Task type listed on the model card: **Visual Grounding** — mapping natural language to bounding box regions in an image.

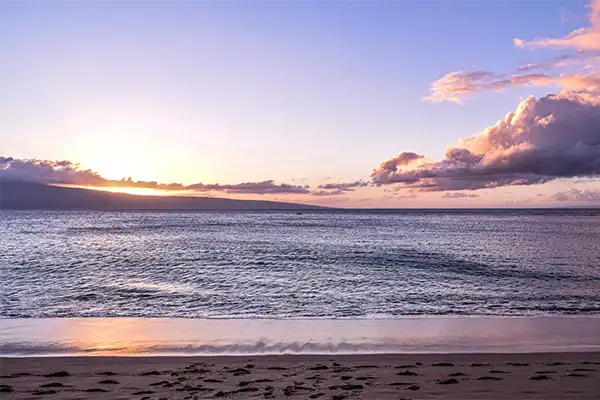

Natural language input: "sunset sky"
[1,0,599,207]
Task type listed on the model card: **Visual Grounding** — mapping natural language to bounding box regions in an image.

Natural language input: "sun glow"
[91,186,173,196]
[59,185,176,196]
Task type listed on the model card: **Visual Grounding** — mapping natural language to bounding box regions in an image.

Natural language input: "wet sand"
[1,352,599,399]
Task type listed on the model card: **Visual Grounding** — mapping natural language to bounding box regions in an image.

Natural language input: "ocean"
[1,209,599,319]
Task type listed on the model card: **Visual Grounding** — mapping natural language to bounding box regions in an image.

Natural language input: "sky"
[1,0,599,208]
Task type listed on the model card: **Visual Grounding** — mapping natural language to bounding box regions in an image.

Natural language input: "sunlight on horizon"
[57,184,174,197]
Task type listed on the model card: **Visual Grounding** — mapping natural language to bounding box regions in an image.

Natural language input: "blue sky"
[1,0,598,206]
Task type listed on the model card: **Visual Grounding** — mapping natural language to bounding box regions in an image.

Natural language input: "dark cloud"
[372,92,600,191]
[551,189,600,202]
[187,181,310,195]
[370,152,424,185]
[0,157,310,195]
[0,158,108,186]
[442,192,479,199]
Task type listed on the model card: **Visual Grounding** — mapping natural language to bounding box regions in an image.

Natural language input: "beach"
[2,318,600,399]
[2,353,600,399]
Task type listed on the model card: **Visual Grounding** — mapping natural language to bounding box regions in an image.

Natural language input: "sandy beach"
[1,353,599,399]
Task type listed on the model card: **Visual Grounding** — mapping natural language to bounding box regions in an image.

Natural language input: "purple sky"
[1,0,599,207]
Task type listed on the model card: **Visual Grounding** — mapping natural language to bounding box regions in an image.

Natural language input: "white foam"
[1,316,600,356]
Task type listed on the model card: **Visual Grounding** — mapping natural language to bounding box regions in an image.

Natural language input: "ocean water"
[1,210,599,318]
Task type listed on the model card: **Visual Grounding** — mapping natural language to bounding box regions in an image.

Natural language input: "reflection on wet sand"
[2,317,600,356]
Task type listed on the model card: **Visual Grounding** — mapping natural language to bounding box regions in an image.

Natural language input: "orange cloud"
[426,71,544,103]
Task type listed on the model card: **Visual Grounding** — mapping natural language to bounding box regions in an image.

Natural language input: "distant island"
[0,182,325,211]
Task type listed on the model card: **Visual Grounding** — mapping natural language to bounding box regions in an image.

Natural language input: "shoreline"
[2,352,599,399]
[3,317,600,357]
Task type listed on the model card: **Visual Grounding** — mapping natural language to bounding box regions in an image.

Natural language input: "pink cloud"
[373,92,600,191]
[426,71,600,104]
[515,0,600,51]
[551,188,600,202]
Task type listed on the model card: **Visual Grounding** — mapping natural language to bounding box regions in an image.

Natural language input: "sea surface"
[1,209,599,318]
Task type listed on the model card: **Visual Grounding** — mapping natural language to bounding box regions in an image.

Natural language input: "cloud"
[392,193,418,200]
[425,71,564,104]
[426,2,600,104]
[370,152,424,183]
[514,0,600,51]
[0,158,110,187]
[317,180,368,192]
[516,51,599,72]
[372,91,600,191]
[310,189,346,197]
[187,181,310,195]
[0,157,311,195]
[551,188,600,202]
[442,192,479,199]
[425,70,600,104]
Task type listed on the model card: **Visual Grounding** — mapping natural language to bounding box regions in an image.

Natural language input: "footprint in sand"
[340,384,363,390]
[355,365,378,369]
[530,375,551,380]
[0,385,13,393]
[40,383,66,388]
[97,371,118,376]
[32,389,58,395]
[44,371,70,377]
[149,380,170,386]
[140,371,161,376]
[229,368,251,376]
[438,378,459,385]
[565,373,590,378]
[432,362,454,367]
[477,376,503,381]
[397,370,418,376]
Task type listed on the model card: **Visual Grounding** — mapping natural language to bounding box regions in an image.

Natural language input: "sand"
[1,353,599,399]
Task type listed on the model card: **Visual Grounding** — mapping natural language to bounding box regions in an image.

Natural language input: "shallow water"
[2,317,600,356]
[1,209,599,318]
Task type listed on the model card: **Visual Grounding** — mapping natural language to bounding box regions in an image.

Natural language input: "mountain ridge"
[0,182,327,210]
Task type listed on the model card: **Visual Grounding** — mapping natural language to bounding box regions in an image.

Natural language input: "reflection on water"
[1,317,600,356]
